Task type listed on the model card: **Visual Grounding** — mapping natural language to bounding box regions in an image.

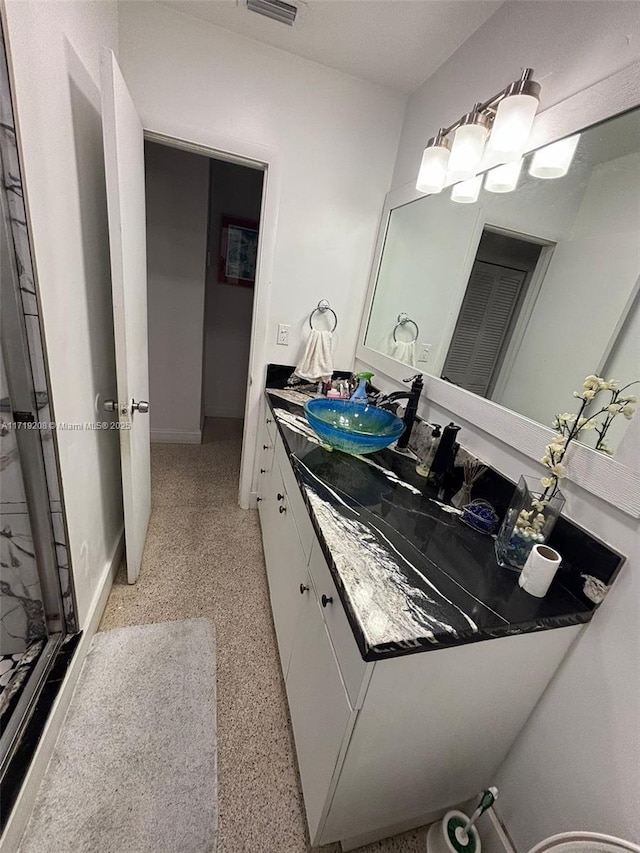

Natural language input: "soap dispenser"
[350,372,374,404]
[428,422,461,487]
[416,424,441,477]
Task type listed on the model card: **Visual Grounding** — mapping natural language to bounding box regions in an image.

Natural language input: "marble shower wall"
[0,25,75,652]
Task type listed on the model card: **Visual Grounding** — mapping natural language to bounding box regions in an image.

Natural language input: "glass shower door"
[0,345,49,723]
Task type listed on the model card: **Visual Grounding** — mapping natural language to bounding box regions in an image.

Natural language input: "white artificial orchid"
[511,375,639,549]
[539,374,638,502]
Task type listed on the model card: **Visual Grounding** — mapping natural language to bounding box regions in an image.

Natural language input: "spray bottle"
[350,372,374,404]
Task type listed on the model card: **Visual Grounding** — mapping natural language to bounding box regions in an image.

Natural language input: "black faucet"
[375,374,424,450]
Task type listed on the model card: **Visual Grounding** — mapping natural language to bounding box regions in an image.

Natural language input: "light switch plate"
[418,343,431,363]
[277,324,290,346]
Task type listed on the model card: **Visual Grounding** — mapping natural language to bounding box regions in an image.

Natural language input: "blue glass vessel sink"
[304,399,405,455]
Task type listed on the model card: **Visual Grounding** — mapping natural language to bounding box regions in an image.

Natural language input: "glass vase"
[451,483,473,509]
[494,475,565,571]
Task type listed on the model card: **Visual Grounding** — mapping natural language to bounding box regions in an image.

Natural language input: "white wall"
[4,0,123,628]
[117,1,406,374]
[376,2,640,846]
[145,141,209,443]
[204,159,263,419]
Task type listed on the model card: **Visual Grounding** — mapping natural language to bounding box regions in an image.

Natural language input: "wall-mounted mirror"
[364,106,640,455]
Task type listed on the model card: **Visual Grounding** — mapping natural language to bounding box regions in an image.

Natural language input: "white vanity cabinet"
[257,402,584,850]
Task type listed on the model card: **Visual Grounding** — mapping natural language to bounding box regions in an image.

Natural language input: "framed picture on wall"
[218,216,259,287]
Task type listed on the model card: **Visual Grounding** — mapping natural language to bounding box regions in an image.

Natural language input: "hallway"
[99,420,426,852]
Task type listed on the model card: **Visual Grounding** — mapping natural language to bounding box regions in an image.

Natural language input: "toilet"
[528,834,640,853]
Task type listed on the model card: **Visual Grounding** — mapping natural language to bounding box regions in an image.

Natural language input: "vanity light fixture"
[484,157,524,193]
[488,70,541,160]
[529,133,581,179]
[447,110,489,183]
[415,68,541,194]
[450,175,483,204]
[416,131,452,194]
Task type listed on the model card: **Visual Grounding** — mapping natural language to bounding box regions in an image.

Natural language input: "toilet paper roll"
[519,544,562,598]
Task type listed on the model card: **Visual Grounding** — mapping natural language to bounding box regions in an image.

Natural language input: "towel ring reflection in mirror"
[393,313,419,343]
[309,299,338,332]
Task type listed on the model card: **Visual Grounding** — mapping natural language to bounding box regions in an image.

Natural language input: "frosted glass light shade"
[485,158,523,193]
[529,134,580,179]
[451,175,482,204]
[489,93,539,158]
[448,124,488,183]
[416,145,451,194]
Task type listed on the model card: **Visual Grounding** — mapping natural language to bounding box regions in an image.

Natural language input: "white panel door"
[101,48,150,584]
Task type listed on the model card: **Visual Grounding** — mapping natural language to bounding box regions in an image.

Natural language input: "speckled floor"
[100,418,428,853]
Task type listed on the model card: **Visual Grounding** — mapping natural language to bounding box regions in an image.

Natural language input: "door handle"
[131,399,149,414]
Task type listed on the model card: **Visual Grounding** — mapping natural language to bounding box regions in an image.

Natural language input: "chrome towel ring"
[309,299,338,332]
[393,313,419,343]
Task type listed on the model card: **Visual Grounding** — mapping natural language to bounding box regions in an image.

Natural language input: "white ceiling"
[161,0,502,93]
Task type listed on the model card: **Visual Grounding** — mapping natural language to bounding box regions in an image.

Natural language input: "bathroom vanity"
[256,381,613,850]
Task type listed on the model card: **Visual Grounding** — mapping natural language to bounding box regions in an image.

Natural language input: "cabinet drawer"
[264,407,276,444]
[275,434,315,560]
[308,540,368,709]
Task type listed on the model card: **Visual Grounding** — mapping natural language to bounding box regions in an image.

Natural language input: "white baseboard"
[204,407,244,419]
[0,530,125,853]
[150,429,202,444]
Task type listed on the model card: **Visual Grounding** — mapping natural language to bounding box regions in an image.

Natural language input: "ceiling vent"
[247,0,297,26]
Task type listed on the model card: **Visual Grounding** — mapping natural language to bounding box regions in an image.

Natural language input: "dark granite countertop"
[264,384,612,661]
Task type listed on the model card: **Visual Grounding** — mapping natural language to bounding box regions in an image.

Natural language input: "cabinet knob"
[266,418,273,424]
[263,444,269,450]
[277,493,284,501]
[256,497,262,503]
[279,505,286,514]
[321,594,333,608]
[260,468,266,474]
[299,583,309,594]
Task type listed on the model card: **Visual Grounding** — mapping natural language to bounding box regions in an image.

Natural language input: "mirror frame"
[356,60,640,518]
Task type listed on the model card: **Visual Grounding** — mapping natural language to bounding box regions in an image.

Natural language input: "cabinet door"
[258,460,309,678]
[286,575,353,845]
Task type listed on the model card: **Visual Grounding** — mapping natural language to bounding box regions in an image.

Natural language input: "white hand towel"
[389,339,416,367]
[295,329,333,383]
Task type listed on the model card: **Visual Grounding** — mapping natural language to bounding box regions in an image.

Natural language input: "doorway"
[144,140,264,471]
[441,228,552,398]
